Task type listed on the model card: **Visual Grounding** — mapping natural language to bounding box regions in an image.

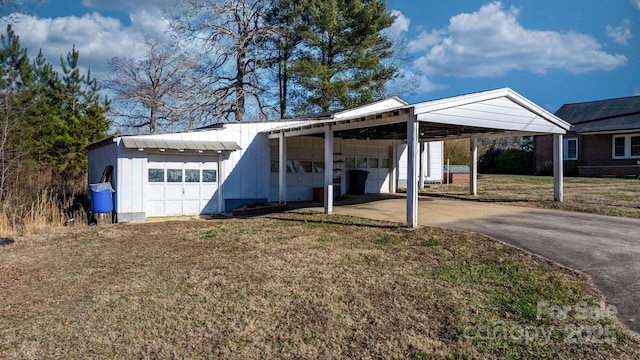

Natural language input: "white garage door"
[146,155,219,217]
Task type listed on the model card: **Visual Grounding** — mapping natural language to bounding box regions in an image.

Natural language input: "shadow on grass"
[264,211,406,230]
[420,192,532,203]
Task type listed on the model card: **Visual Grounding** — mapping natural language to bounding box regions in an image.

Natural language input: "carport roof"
[263,88,570,140]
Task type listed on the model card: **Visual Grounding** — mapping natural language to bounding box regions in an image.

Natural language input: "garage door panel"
[146,156,219,217]
[165,200,182,216]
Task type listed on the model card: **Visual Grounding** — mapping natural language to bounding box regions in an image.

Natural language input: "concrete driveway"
[296,194,640,333]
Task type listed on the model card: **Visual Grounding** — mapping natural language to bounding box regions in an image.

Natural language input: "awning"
[121,137,241,152]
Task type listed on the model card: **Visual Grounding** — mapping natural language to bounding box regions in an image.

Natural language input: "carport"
[264,88,570,228]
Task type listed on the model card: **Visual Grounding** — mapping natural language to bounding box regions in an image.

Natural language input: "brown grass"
[0,190,88,237]
[1,213,638,359]
[424,175,640,218]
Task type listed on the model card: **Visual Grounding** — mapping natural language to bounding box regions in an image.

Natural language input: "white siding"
[115,149,146,217]
[397,141,444,188]
[87,140,117,185]
[426,141,444,182]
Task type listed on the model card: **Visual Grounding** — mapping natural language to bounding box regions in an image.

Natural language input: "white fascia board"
[332,113,410,132]
[264,120,331,139]
[333,97,409,119]
[264,110,412,139]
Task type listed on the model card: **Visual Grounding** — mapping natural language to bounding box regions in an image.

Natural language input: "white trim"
[612,133,640,159]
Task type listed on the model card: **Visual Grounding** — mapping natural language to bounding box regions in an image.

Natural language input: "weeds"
[0,189,89,236]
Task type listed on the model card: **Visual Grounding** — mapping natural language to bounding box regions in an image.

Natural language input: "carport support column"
[390,141,398,193]
[279,132,287,204]
[406,111,419,228]
[419,142,426,189]
[470,136,478,196]
[553,133,564,202]
[324,125,334,214]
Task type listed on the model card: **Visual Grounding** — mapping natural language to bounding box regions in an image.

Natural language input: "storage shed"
[88,88,570,227]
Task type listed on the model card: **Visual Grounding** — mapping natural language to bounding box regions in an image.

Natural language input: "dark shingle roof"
[555,95,640,133]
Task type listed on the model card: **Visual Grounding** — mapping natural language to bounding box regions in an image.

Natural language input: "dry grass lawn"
[424,175,640,218]
[1,213,639,359]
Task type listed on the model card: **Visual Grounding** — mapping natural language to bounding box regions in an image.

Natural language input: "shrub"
[480,149,534,175]
[496,148,534,175]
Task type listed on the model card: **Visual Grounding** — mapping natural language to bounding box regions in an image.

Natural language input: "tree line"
[0,25,110,202]
[1,0,400,206]
[107,0,400,133]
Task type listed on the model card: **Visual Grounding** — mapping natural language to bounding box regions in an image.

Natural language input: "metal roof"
[120,137,241,151]
[555,95,640,133]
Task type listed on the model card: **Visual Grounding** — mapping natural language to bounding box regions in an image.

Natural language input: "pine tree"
[57,45,111,190]
[28,50,66,167]
[0,24,33,201]
[292,0,398,113]
[266,0,306,118]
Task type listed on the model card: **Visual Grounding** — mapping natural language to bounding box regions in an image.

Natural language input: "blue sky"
[2,0,639,112]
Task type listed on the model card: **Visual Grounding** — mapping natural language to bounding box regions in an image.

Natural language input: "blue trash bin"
[90,183,114,213]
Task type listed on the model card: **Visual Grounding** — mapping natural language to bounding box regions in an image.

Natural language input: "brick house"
[534,95,640,177]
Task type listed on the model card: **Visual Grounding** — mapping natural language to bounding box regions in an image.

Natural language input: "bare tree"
[105,36,200,134]
[169,0,275,122]
[1,0,43,13]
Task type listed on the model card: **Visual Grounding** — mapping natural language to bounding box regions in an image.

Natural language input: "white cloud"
[1,8,172,75]
[129,8,171,35]
[408,30,442,52]
[415,75,447,93]
[633,0,640,10]
[389,10,409,38]
[82,0,177,12]
[2,13,146,74]
[606,19,632,45]
[413,1,627,78]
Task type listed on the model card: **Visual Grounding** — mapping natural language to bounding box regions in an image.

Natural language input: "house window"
[298,161,313,173]
[614,137,626,158]
[631,136,640,157]
[286,160,297,173]
[563,138,577,160]
[612,134,640,159]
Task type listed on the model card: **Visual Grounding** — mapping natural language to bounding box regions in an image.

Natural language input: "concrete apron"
[296,194,534,227]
